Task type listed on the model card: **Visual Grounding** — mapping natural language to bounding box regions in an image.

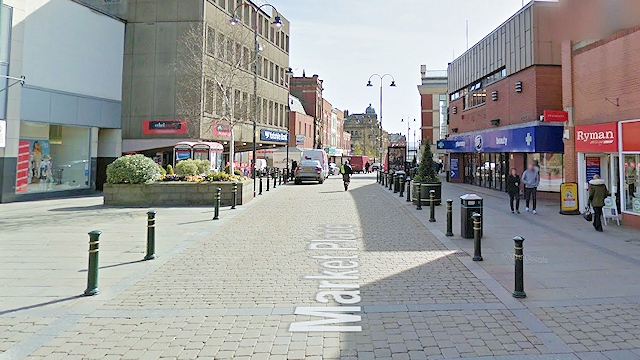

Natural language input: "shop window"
[624,154,639,214]
[464,82,486,109]
[16,122,91,194]
[526,153,564,192]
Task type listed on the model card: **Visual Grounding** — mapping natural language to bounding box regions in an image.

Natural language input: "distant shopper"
[290,160,298,180]
[365,161,370,173]
[522,163,540,214]
[588,174,608,232]
[506,168,521,213]
[340,160,353,191]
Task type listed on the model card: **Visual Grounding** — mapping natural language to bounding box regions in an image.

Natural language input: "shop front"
[439,123,564,194]
[574,122,620,215]
[620,120,640,227]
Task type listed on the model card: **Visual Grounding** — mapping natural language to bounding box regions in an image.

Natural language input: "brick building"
[289,74,323,148]
[442,1,565,195]
[417,66,447,156]
[562,27,640,228]
[287,95,314,149]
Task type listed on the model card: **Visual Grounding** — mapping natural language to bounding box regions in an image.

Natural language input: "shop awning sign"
[260,129,289,143]
[574,122,617,152]
[446,125,563,153]
[543,110,569,122]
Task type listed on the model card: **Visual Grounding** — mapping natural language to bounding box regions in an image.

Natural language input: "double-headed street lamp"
[231,3,283,197]
[366,74,396,164]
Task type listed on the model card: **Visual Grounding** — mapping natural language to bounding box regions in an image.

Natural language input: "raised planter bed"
[412,182,442,206]
[103,180,253,207]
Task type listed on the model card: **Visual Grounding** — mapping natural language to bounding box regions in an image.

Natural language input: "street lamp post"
[231,3,283,197]
[367,74,396,167]
[401,118,415,164]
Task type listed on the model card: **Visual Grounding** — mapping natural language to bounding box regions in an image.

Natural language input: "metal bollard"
[389,174,394,190]
[513,236,526,298]
[266,171,270,191]
[144,210,156,260]
[399,176,405,197]
[429,190,436,222]
[213,187,221,220]
[231,182,237,210]
[406,178,411,202]
[84,230,101,296]
[472,213,482,261]
[273,169,277,189]
[259,174,263,195]
[446,199,454,236]
[416,182,422,210]
[278,169,282,185]
[394,175,400,193]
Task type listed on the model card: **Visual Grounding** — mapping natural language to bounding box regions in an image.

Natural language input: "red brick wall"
[447,66,562,135]
[288,111,314,149]
[421,94,433,143]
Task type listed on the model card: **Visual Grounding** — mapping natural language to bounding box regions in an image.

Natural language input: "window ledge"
[463,103,486,112]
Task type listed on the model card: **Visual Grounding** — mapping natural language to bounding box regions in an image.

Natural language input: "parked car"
[294,160,324,185]
[329,162,339,175]
[371,162,381,171]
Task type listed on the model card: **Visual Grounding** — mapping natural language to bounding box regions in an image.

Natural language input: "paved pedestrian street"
[2,174,640,359]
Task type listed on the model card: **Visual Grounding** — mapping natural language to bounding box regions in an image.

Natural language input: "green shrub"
[106,155,161,184]
[195,159,211,174]
[166,164,175,175]
[416,138,440,183]
[158,164,167,176]
[225,165,243,176]
[175,160,199,177]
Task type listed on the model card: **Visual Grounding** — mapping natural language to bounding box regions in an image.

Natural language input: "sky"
[274,0,541,141]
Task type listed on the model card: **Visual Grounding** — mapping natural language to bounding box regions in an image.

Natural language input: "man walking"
[522,163,540,214]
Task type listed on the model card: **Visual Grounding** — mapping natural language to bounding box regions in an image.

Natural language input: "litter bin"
[460,194,483,239]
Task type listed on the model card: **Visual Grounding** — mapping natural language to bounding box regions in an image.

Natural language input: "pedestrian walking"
[290,160,297,181]
[365,161,370,173]
[522,163,540,214]
[506,168,521,213]
[588,174,608,232]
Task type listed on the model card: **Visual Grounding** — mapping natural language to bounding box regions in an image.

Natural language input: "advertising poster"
[16,139,50,193]
[450,157,459,179]
[560,182,579,214]
[387,147,405,172]
[586,156,601,182]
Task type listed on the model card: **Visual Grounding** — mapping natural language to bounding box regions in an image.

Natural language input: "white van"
[301,149,329,179]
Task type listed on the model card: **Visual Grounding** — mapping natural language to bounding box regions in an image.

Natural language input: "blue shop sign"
[260,129,289,143]
[447,125,563,153]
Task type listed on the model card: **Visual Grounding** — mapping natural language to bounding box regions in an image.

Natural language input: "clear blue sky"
[275,0,542,140]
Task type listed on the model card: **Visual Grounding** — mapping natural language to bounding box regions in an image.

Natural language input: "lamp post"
[401,118,415,165]
[231,3,283,197]
[367,74,396,167]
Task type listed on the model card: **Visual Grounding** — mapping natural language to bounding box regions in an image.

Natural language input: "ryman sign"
[574,123,617,152]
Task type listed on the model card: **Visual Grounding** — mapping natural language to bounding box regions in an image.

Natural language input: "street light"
[401,118,416,163]
[231,3,283,197]
[366,73,396,166]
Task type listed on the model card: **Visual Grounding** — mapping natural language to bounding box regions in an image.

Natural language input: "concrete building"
[417,66,447,153]
[0,0,124,202]
[121,0,291,165]
[443,1,565,194]
[287,94,314,149]
[289,74,323,148]
[562,26,640,228]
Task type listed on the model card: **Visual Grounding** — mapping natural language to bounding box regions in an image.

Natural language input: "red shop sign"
[622,121,640,152]
[543,110,569,122]
[574,122,618,152]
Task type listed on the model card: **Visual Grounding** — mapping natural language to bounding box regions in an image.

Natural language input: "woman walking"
[507,168,521,213]
[588,174,608,232]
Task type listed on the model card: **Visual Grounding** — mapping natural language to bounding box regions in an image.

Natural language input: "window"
[285,35,290,53]
[258,15,263,35]
[269,101,274,125]
[243,6,250,26]
[264,18,269,37]
[275,65,280,84]
[217,33,225,60]
[280,67,285,86]
[234,90,241,120]
[206,26,215,56]
[624,154,639,214]
[527,153,564,192]
[270,27,275,43]
[280,104,285,127]
[242,92,249,120]
[243,47,250,70]
[226,37,233,63]
[484,67,507,86]
[464,82,486,109]
[280,32,285,50]
[269,62,274,82]
[275,30,280,46]
[227,0,233,13]
[216,85,225,116]
[257,55,262,76]
[263,58,268,78]
[235,42,242,65]
[205,79,215,114]
[218,0,225,9]
[263,99,268,123]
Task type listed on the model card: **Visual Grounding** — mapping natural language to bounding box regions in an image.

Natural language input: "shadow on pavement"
[77,259,145,272]
[0,295,84,316]
[48,204,109,212]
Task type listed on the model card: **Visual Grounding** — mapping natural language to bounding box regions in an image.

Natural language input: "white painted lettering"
[324,229,355,233]
[323,225,354,229]
[324,234,357,240]
[312,255,359,260]
[318,280,360,289]
[289,307,362,332]
[321,260,359,269]
[316,290,361,304]
[309,242,357,251]
[304,270,359,280]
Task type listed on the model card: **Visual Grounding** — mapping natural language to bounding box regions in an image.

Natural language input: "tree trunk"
[229,127,235,174]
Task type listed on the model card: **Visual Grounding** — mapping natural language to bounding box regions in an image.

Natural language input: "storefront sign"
[449,157,459,179]
[446,125,563,153]
[622,121,640,152]
[633,198,640,212]
[296,134,305,145]
[560,182,579,214]
[575,123,617,152]
[543,110,569,122]
[260,129,289,143]
[212,122,231,137]
[0,120,6,148]
[585,156,601,182]
[143,120,187,135]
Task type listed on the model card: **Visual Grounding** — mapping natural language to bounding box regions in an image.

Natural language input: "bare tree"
[177,22,255,174]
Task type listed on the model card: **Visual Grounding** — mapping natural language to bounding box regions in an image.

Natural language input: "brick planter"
[103,181,253,207]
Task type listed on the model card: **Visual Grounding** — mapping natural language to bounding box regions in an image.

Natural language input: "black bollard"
[376,171,379,183]
[266,171,270,191]
[446,199,454,236]
[472,213,482,261]
[394,175,400,193]
[399,176,405,197]
[406,178,411,202]
[84,230,101,296]
[389,174,394,190]
[429,190,436,222]
[416,182,422,210]
[513,236,526,298]
[144,210,157,260]
[279,169,282,185]
[273,169,277,189]
[231,182,237,210]
[259,174,263,195]
[213,187,221,220]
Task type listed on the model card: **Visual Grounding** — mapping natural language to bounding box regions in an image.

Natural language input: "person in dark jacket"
[506,168,521,213]
[290,160,298,180]
[588,175,609,232]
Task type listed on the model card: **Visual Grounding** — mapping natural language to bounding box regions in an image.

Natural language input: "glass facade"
[463,153,508,191]
[527,153,564,192]
[623,154,639,214]
[16,122,91,194]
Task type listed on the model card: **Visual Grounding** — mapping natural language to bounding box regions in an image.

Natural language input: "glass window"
[624,154,639,214]
[204,79,214,114]
[285,35,290,53]
[464,82,486,109]
[526,153,564,192]
[206,26,215,55]
[16,123,91,194]
[217,33,225,59]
